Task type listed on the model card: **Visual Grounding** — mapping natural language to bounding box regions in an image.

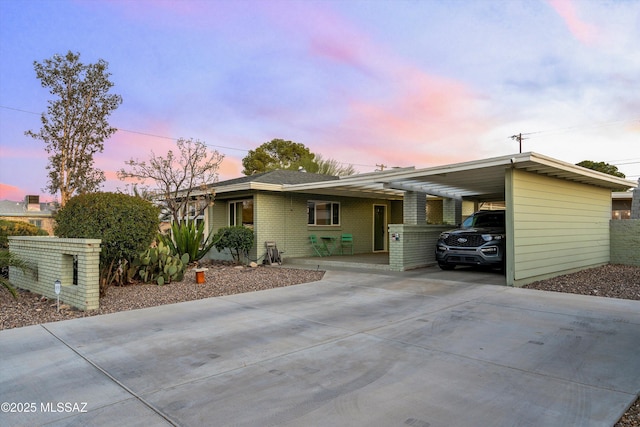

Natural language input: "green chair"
[309,235,329,257]
[340,234,354,255]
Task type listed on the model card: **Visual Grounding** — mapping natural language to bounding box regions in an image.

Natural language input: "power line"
[0,105,40,115]
[3,104,634,172]
[514,117,640,138]
[115,128,248,152]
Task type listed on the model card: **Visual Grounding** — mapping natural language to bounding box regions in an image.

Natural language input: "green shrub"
[159,221,220,263]
[55,192,160,296]
[212,226,254,264]
[0,219,48,249]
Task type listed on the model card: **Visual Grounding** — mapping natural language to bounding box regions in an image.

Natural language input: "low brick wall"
[610,220,640,267]
[388,224,450,271]
[8,236,101,311]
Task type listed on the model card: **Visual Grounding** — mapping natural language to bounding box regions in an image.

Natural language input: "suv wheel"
[438,262,455,271]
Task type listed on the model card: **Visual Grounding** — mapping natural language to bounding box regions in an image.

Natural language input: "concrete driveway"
[1,269,639,426]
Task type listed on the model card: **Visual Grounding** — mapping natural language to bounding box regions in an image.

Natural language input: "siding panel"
[512,170,611,284]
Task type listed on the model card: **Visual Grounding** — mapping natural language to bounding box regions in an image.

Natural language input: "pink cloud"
[0,145,48,159]
[0,183,55,202]
[218,158,242,181]
[0,183,24,201]
[337,64,492,168]
[253,2,495,169]
[547,0,598,45]
[96,122,241,190]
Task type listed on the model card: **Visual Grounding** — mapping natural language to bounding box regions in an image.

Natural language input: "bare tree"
[118,138,224,224]
[25,51,122,206]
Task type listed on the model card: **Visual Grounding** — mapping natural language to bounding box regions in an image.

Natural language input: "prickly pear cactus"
[133,242,190,285]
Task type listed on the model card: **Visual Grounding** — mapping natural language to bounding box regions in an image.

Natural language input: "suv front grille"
[444,235,485,247]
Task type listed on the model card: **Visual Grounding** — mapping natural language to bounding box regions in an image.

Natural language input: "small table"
[320,236,338,255]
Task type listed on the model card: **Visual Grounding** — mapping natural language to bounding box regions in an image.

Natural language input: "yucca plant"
[160,221,221,263]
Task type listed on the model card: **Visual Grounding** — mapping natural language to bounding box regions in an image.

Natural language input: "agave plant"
[160,221,220,263]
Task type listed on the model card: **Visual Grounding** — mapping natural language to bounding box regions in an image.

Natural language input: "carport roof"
[284,152,637,201]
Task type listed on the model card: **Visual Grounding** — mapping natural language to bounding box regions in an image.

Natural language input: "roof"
[285,152,638,201]
[0,200,56,217]
[214,170,339,187]
[191,169,339,196]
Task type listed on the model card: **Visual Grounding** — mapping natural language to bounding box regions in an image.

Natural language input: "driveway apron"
[1,269,639,426]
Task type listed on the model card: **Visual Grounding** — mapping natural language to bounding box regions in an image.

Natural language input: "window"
[29,219,42,228]
[307,201,340,226]
[229,199,254,227]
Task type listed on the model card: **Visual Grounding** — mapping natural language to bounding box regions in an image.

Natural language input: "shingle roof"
[0,200,55,216]
[0,200,25,214]
[212,170,339,187]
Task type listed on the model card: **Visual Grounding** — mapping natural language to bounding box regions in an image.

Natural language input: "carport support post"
[443,198,462,226]
[504,168,515,287]
[631,179,640,219]
[403,191,427,225]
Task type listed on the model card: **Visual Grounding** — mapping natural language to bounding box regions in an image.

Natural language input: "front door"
[373,205,387,252]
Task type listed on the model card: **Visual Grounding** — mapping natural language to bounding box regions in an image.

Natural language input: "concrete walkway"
[1,269,639,426]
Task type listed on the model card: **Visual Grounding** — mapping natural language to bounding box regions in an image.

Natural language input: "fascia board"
[525,152,637,189]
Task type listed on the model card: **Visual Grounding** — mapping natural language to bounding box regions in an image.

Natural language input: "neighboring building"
[0,196,56,235]
[612,191,633,220]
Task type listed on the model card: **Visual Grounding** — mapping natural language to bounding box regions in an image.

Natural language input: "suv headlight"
[482,234,505,241]
[440,233,450,240]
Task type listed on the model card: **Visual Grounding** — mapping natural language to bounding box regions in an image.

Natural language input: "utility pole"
[509,133,526,153]
[376,163,387,171]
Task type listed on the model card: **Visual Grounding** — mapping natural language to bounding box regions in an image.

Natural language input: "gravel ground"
[0,262,324,330]
[1,262,638,425]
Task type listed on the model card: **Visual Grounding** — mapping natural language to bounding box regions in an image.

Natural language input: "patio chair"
[309,235,329,257]
[340,234,354,255]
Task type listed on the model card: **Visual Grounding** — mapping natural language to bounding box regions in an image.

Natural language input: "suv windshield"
[462,212,504,228]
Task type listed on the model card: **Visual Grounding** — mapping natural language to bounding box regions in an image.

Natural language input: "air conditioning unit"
[25,195,40,212]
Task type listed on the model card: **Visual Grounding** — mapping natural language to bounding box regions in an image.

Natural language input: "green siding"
[207,192,396,261]
[510,169,611,285]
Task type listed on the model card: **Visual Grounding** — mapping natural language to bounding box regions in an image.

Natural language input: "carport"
[288,152,636,286]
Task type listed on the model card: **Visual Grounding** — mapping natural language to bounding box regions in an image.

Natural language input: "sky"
[1,0,639,202]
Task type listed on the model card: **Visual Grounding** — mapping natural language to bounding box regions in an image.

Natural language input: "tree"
[576,160,626,178]
[25,51,122,206]
[241,139,356,176]
[300,154,356,176]
[242,139,316,175]
[117,138,224,224]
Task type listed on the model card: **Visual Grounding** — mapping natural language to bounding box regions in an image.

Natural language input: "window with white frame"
[229,199,254,228]
[307,201,340,226]
[180,199,207,225]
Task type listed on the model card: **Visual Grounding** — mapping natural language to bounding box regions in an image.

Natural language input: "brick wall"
[8,236,101,310]
[403,191,426,224]
[610,220,640,266]
[388,224,450,271]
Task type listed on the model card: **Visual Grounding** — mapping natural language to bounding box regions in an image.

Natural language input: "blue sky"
[1,0,638,201]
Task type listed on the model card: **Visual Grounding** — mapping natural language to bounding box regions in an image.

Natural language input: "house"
[201,168,406,261]
[0,195,56,235]
[197,152,636,287]
[612,191,634,219]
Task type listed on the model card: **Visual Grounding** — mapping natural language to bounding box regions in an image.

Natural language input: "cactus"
[132,241,189,286]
